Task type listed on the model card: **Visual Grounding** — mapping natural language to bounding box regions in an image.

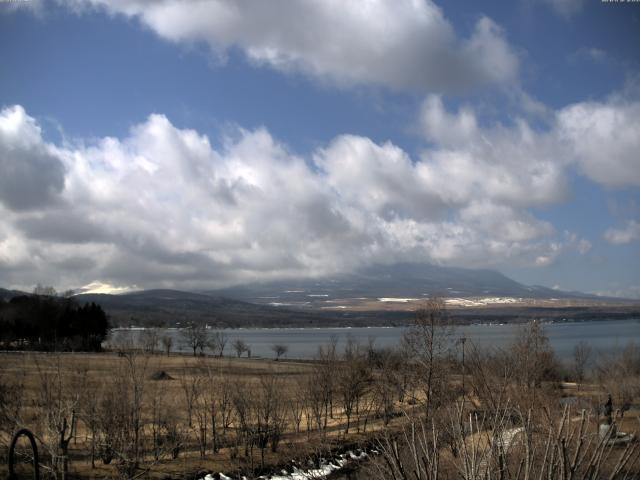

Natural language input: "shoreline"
[110,316,640,331]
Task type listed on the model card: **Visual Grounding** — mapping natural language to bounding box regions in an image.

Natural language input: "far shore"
[109,315,640,330]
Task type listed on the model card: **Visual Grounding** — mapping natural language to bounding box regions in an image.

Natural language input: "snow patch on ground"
[376,296,524,306]
[445,297,522,307]
[201,449,369,480]
[378,297,419,303]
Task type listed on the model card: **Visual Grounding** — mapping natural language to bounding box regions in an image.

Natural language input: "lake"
[112,319,640,362]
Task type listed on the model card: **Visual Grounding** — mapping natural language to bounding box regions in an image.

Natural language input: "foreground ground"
[0,351,400,479]
[1,338,639,479]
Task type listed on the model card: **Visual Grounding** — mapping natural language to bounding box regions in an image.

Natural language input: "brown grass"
[0,351,394,479]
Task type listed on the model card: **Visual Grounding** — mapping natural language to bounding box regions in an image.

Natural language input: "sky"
[0,0,639,297]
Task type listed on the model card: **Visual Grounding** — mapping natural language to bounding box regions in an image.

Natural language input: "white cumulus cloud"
[604,220,640,245]
[557,98,640,188]
[57,0,519,93]
[419,92,640,202]
[0,104,584,290]
[419,95,569,207]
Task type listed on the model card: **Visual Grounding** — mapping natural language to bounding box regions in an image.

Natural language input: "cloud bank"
[3,93,638,290]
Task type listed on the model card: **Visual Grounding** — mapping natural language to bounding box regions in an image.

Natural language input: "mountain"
[0,287,393,327]
[73,289,345,328]
[2,264,636,328]
[207,263,599,306]
[0,288,29,301]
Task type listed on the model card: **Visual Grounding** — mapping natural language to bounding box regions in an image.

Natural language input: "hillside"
[73,289,333,328]
[208,263,602,307]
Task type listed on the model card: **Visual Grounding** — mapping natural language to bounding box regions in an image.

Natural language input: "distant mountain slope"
[0,287,405,327]
[78,289,250,311]
[0,288,25,301]
[3,263,634,328]
[73,289,339,327]
[209,263,599,304]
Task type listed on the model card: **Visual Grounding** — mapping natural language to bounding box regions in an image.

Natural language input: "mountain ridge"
[205,263,603,304]
[2,264,637,328]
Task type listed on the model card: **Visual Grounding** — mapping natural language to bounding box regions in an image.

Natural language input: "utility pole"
[460,336,467,396]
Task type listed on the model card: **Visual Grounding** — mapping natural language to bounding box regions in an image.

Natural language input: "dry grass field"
[0,350,398,479]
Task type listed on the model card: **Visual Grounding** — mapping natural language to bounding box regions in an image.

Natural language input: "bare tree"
[0,366,24,465]
[337,348,371,433]
[204,365,221,453]
[371,402,640,480]
[230,378,255,466]
[466,343,515,416]
[207,331,227,357]
[190,358,232,457]
[403,298,455,420]
[95,350,149,477]
[181,323,208,356]
[33,355,79,480]
[306,368,328,432]
[372,349,405,425]
[139,327,160,354]
[510,320,559,409]
[178,362,201,428]
[230,372,287,469]
[271,344,288,361]
[307,342,337,433]
[288,376,307,434]
[257,374,286,460]
[232,339,249,358]
[161,334,173,356]
[148,381,164,461]
[573,340,592,383]
[148,381,182,462]
[207,368,234,449]
[79,380,102,469]
[193,374,209,457]
[118,350,148,476]
[595,341,640,411]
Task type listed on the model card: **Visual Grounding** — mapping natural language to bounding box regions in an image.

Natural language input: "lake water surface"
[113,319,640,361]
